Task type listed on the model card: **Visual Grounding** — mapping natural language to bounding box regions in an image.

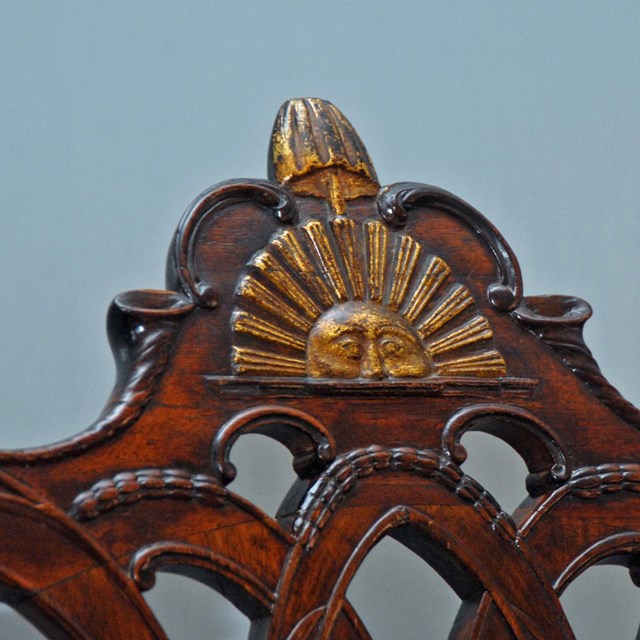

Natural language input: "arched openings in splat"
[555,532,640,640]
[228,433,299,517]
[321,508,484,640]
[130,541,276,618]
[133,539,278,638]
[347,536,462,639]
[144,573,250,640]
[560,566,640,640]
[0,605,47,640]
[212,405,336,517]
[457,431,529,513]
[442,404,571,499]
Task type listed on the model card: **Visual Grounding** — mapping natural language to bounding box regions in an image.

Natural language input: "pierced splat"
[0,98,638,639]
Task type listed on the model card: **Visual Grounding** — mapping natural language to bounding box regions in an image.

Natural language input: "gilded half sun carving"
[307,302,433,379]
[232,218,506,379]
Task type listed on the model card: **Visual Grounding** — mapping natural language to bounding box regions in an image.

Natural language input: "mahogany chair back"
[1,98,638,639]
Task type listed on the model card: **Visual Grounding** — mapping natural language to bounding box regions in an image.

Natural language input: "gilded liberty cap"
[268,98,379,214]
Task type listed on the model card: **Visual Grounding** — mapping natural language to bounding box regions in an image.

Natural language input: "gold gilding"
[428,316,493,356]
[436,350,507,378]
[331,218,364,300]
[403,256,451,323]
[269,98,379,214]
[237,277,312,333]
[233,347,306,376]
[303,221,348,301]
[273,230,335,307]
[233,219,507,379]
[417,285,474,339]
[365,221,388,303]
[232,311,306,352]
[234,99,506,379]
[307,302,432,379]
[252,252,321,318]
[388,235,422,312]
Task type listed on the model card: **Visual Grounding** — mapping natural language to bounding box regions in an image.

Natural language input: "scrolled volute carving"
[171,179,298,309]
[3,96,639,640]
[514,295,640,428]
[377,182,522,311]
[441,403,571,497]
[0,290,192,465]
[211,405,336,484]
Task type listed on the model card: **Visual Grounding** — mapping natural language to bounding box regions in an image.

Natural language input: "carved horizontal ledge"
[206,376,538,399]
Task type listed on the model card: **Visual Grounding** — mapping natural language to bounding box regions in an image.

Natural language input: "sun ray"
[402,255,451,323]
[232,311,306,351]
[426,316,493,356]
[253,252,322,317]
[417,284,474,339]
[365,221,388,303]
[237,277,314,333]
[233,218,508,379]
[273,229,335,307]
[435,350,507,377]
[331,217,364,300]
[387,234,422,312]
[302,220,349,302]
[232,347,307,376]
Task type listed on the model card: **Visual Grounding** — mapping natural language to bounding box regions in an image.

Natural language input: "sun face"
[307,302,432,379]
[232,218,506,379]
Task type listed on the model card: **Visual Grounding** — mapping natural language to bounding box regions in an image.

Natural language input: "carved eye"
[379,338,404,357]
[337,337,363,360]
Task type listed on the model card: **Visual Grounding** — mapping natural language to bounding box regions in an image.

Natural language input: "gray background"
[1,2,639,638]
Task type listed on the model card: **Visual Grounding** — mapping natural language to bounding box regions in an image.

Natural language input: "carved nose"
[360,344,384,379]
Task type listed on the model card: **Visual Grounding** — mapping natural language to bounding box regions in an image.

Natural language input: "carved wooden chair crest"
[1,98,639,639]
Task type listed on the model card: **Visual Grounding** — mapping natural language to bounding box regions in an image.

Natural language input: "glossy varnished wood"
[0,98,638,639]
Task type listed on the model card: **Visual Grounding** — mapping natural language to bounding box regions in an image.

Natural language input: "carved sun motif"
[232,218,506,379]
